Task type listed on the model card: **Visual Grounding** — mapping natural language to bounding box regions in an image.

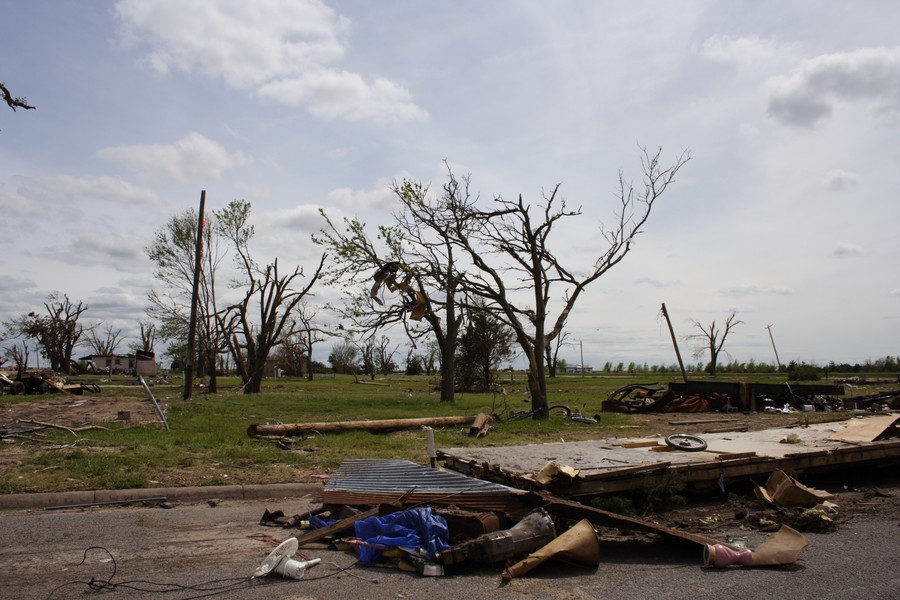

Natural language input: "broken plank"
[293,506,380,547]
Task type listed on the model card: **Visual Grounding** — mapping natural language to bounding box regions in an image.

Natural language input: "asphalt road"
[2,492,898,600]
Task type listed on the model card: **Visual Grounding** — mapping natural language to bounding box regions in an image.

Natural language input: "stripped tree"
[216,200,326,393]
[686,312,743,377]
[314,177,468,403]
[440,147,690,416]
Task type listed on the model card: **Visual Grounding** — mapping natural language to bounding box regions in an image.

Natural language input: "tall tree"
[314,175,468,403]
[686,312,742,377]
[146,206,228,392]
[443,147,690,416]
[215,200,326,393]
[3,293,87,373]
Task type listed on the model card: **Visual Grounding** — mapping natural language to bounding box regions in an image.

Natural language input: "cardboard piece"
[750,525,809,566]
[535,461,579,485]
[502,519,600,579]
[755,469,833,507]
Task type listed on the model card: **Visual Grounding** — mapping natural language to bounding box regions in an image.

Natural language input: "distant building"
[78,351,158,377]
[562,364,593,374]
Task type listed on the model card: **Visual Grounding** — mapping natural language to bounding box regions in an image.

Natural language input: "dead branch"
[16,419,107,434]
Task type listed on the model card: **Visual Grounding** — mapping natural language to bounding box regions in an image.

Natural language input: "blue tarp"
[353,507,450,563]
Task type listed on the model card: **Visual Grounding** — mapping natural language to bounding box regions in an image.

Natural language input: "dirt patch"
[1,394,166,429]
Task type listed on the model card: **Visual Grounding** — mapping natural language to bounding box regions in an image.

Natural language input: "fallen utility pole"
[660,303,688,382]
[248,415,483,437]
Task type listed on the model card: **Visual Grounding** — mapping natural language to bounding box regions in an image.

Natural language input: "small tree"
[328,341,359,374]
[455,305,515,393]
[545,326,573,378]
[84,324,124,356]
[686,312,742,377]
[3,343,29,371]
[4,293,87,373]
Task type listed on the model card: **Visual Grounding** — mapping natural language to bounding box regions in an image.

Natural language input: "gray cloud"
[767,46,900,127]
[832,242,867,257]
[824,169,860,191]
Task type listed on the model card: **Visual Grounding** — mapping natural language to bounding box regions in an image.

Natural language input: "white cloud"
[115,0,347,86]
[722,284,793,296]
[325,178,399,211]
[258,70,428,122]
[824,169,860,191]
[114,0,426,122]
[832,242,867,257]
[699,34,798,70]
[635,277,681,288]
[96,132,251,183]
[257,204,329,236]
[767,46,900,128]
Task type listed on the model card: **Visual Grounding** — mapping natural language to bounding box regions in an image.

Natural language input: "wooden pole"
[660,303,688,383]
[248,415,482,437]
[182,190,205,401]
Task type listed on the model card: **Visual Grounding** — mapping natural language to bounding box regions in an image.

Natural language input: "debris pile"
[255,458,810,582]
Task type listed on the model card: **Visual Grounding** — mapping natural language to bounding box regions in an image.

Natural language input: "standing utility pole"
[182,190,206,401]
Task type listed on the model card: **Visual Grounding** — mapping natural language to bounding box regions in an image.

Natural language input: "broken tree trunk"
[248,415,483,437]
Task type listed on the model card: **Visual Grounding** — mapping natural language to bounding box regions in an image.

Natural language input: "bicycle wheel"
[664,434,708,452]
[547,405,572,418]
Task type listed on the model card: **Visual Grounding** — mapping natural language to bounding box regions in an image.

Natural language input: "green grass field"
[0,371,893,494]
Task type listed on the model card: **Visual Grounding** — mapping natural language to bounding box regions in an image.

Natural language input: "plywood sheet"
[827,414,899,443]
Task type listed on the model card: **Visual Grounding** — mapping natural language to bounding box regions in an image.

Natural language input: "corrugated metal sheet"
[320,459,529,514]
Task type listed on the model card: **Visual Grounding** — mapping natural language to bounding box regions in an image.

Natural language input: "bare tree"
[374,335,399,375]
[314,175,468,403]
[84,324,124,356]
[294,302,336,381]
[216,201,326,393]
[3,343,29,371]
[686,312,743,377]
[3,293,88,373]
[444,147,690,416]
[138,321,157,353]
[545,325,574,379]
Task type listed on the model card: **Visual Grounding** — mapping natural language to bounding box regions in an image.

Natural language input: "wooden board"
[827,415,900,443]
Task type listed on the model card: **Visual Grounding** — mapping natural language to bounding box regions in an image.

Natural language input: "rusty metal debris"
[602,380,850,414]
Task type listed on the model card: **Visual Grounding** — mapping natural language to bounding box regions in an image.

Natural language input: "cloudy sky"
[1,0,898,369]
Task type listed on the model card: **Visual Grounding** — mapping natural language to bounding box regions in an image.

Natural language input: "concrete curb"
[0,482,323,510]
